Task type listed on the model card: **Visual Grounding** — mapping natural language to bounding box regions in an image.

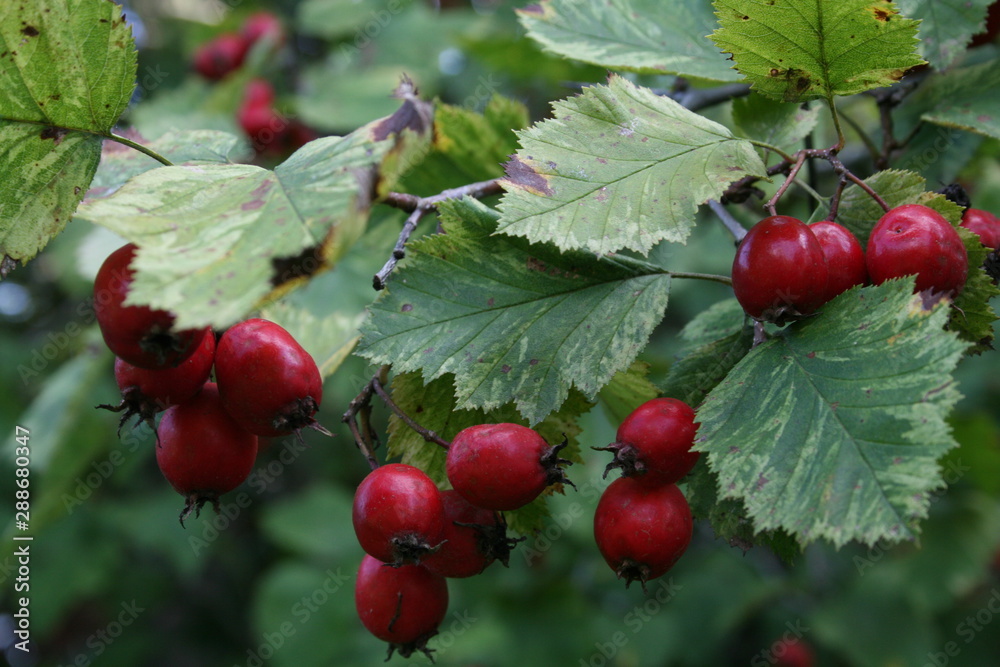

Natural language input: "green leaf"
[357,197,671,424]
[950,225,1000,353]
[76,92,433,330]
[662,327,754,409]
[386,371,592,535]
[88,130,244,200]
[517,0,741,81]
[732,93,821,157]
[398,95,529,196]
[295,0,396,39]
[695,281,969,547]
[914,60,1000,140]
[597,361,661,425]
[496,75,766,255]
[677,297,747,349]
[710,0,924,102]
[896,0,994,70]
[0,0,136,273]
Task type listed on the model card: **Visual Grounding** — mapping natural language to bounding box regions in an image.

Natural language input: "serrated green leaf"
[662,327,754,409]
[517,0,740,81]
[834,169,927,245]
[88,130,244,200]
[710,0,924,102]
[0,0,136,273]
[678,298,747,349]
[914,60,1000,139]
[696,281,969,547]
[76,95,433,330]
[357,197,671,424]
[896,0,994,70]
[732,93,821,157]
[386,371,592,535]
[597,361,660,425]
[496,75,767,255]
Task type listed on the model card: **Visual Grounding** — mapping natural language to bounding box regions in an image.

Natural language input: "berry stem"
[826,96,846,153]
[764,153,807,216]
[371,376,451,450]
[375,179,504,290]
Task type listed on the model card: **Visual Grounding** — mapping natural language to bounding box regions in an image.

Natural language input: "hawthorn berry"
[960,207,1000,250]
[593,477,693,589]
[214,318,328,437]
[352,464,447,566]
[97,331,216,433]
[241,11,285,49]
[156,383,258,525]
[192,33,248,80]
[866,204,968,296]
[446,423,575,511]
[355,554,449,660]
[422,490,522,578]
[809,221,868,302]
[731,216,830,323]
[242,78,276,109]
[94,244,209,370]
[595,398,699,485]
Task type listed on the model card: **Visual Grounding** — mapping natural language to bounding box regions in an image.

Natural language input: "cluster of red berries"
[93,243,327,523]
[593,398,698,589]
[730,202,991,323]
[350,423,571,658]
[192,12,284,81]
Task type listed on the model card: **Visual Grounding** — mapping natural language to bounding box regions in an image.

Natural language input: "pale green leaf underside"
[896,0,993,70]
[496,75,766,255]
[357,198,671,425]
[517,0,741,81]
[696,281,969,547]
[0,0,136,269]
[711,0,924,102]
[732,93,821,156]
[76,130,396,329]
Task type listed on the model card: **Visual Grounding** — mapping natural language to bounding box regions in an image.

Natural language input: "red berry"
[98,332,216,432]
[961,208,1000,250]
[353,464,447,566]
[593,477,693,589]
[446,423,575,511]
[241,11,285,48]
[809,221,868,302]
[242,78,276,109]
[422,490,521,578]
[237,104,290,153]
[866,204,968,295]
[771,639,815,667]
[94,244,209,370]
[596,398,699,485]
[355,555,448,660]
[156,383,258,525]
[732,216,830,323]
[215,318,327,437]
[192,33,249,80]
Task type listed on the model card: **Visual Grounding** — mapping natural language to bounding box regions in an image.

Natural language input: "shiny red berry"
[215,318,327,437]
[596,398,699,485]
[960,207,1000,250]
[94,244,209,370]
[192,33,249,80]
[866,204,968,295]
[355,555,448,660]
[156,383,258,525]
[353,464,447,566]
[422,490,521,578]
[446,423,575,511]
[98,331,216,432]
[732,216,830,323]
[809,221,868,302]
[593,477,693,589]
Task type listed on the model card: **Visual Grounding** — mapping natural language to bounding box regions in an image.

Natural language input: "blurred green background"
[2,1,1000,666]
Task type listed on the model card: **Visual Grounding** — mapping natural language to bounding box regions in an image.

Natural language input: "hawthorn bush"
[2,0,1000,665]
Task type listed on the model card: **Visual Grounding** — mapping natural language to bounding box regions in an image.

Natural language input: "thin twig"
[826,175,849,221]
[764,153,808,216]
[371,377,451,450]
[342,366,389,471]
[374,179,503,290]
[707,199,747,242]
